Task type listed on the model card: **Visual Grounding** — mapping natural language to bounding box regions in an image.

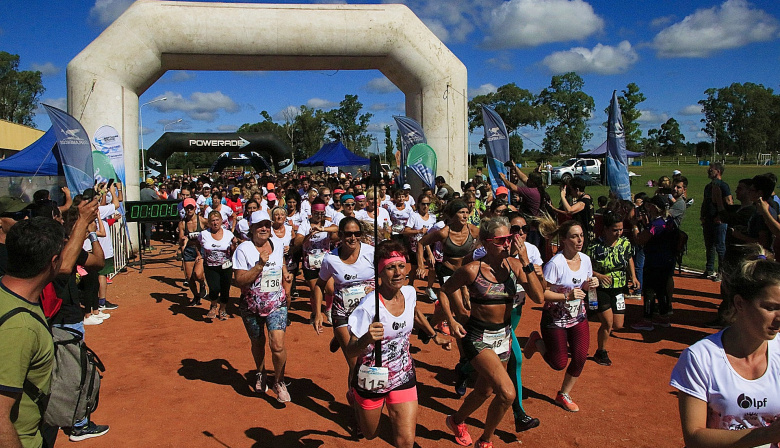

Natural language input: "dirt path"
[59,245,720,447]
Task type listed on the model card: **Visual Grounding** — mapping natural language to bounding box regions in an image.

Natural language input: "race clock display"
[125,200,181,222]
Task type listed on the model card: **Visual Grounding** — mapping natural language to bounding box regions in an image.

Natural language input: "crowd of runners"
[3,162,779,448]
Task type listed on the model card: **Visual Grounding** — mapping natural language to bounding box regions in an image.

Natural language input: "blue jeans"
[633,246,645,295]
[52,322,88,428]
[703,223,727,273]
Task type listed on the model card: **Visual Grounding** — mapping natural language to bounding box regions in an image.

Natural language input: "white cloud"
[150,91,240,122]
[365,77,398,94]
[307,98,338,109]
[40,97,67,111]
[217,124,238,132]
[170,71,196,82]
[637,110,669,124]
[652,0,780,58]
[89,0,134,27]
[650,15,676,28]
[483,0,604,49]
[31,62,59,77]
[468,83,498,99]
[486,54,514,71]
[395,0,479,43]
[541,40,638,74]
[679,104,703,115]
[370,102,406,113]
[696,131,710,139]
[370,103,390,112]
[273,105,301,121]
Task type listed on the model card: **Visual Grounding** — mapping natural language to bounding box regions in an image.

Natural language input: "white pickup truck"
[550,158,601,184]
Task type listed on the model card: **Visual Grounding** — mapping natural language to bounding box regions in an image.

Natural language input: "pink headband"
[312,203,327,212]
[378,251,406,271]
[355,194,366,200]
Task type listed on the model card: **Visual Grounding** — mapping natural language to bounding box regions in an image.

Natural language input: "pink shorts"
[352,386,417,410]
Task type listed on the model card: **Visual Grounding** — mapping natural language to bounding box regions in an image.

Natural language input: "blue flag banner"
[44,105,94,197]
[393,116,427,185]
[481,105,510,193]
[606,90,631,200]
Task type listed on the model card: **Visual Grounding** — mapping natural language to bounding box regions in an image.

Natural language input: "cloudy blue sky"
[2,0,779,154]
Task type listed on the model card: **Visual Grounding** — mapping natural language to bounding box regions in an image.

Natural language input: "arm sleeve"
[670,348,709,402]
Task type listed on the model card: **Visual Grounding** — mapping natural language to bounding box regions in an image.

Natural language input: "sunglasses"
[511,225,530,235]
[343,202,356,206]
[342,231,363,238]
[486,235,513,246]
[420,202,431,206]
[185,205,196,210]
[321,194,331,197]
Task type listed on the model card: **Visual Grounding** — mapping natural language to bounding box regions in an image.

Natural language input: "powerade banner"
[606,90,632,200]
[44,105,94,197]
[481,105,509,193]
[406,143,437,189]
[93,125,125,185]
[393,116,427,185]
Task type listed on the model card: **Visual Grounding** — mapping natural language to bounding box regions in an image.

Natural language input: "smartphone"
[107,179,114,188]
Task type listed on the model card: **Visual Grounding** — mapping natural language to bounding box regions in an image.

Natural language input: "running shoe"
[653,315,671,328]
[475,439,493,448]
[425,287,438,303]
[219,311,229,321]
[514,413,540,432]
[84,315,103,326]
[524,331,542,359]
[100,300,118,310]
[555,392,579,412]
[69,421,109,441]
[454,362,469,397]
[255,372,268,393]
[106,277,113,285]
[631,320,655,331]
[593,349,612,366]
[95,311,110,320]
[445,415,472,446]
[274,382,291,403]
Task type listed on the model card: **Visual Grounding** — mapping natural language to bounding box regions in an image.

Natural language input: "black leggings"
[642,265,674,318]
[204,265,232,304]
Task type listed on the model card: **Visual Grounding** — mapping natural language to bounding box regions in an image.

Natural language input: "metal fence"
[110,216,129,278]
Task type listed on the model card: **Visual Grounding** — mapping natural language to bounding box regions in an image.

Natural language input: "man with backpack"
[0,217,65,448]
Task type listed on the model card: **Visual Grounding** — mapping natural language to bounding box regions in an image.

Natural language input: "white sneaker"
[84,315,103,325]
[95,311,111,319]
[426,287,438,303]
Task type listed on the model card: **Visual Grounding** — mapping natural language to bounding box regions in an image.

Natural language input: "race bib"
[483,329,510,355]
[308,252,325,269]
[221,260,232,269]
[260,268,282,293]
[342,284,367,309]
[565,299,582,319]
[188,232,199,240]
[615,293,626,311]
[357,365,389,391]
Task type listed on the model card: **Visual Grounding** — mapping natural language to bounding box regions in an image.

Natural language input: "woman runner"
[300,198,337,325]
[439,216,544,447]
[199,211,237,321]
[525,220,598,412]
[345,240,449,447]
[403,194,438,302]
[232,210,293,402]
[178,198,207,304]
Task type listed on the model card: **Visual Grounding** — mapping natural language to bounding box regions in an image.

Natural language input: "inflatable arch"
[67,1,468,247]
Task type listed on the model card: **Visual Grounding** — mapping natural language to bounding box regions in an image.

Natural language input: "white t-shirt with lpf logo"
[670,331,780,448]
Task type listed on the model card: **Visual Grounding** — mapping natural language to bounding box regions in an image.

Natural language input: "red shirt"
[226,198,244,216]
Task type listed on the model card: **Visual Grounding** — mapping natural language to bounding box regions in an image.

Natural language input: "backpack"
[0,308,105,428]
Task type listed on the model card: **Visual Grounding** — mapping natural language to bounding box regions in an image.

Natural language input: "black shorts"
[435,263,455,286]
[183,246,199,262]
[590,286,627,315]
[303,268,320,281]
[462,318,511,362]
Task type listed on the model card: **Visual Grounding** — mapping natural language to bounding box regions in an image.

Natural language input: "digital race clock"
[124,200,181,222]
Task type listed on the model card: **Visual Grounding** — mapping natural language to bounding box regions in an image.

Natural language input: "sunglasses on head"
[486,235,513,246]
[342,230,363,238]
[511,225,530,235]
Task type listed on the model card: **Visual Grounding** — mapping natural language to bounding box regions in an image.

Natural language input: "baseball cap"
[496,186,509,196]
[672,169,681,176]
[231,187,241,194]
[203,183,211,188]
[403,183,411,190]
[0,197,28,215]
[183,198,197,209]
[267,183,275,190]
[267,192,277,201]
[249,210,272,226]
[333,188,346,194]
[145,178,154,185]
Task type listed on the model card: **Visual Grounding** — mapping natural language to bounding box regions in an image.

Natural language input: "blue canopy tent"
[578,140,644,158]
[298,141,369,167]
[0,128,63,177]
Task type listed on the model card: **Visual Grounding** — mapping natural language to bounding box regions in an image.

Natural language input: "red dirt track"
[58,244,720,447]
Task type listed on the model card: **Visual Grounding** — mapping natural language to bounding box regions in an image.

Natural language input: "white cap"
[203,183,211,188]
[249,210,272,225]
[403,183,411,190]
[672,170,681,175]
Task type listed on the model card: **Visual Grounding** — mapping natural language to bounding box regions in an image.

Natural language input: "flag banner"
[44,105,94,197]
[406,143,437,190]
[93,125,125,185]
[481,105,509,193]
[606,90,632,200]
[393,116,427,185]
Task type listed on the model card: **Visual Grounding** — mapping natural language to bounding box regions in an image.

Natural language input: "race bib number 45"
[357,365,389,391]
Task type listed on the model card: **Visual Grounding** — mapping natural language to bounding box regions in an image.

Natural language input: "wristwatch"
[522,263,535,274]
[88,232,99,243]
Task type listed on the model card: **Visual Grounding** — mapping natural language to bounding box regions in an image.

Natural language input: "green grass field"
[472,162,777,272]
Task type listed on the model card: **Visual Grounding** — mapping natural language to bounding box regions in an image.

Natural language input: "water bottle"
[588,278,598,310]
